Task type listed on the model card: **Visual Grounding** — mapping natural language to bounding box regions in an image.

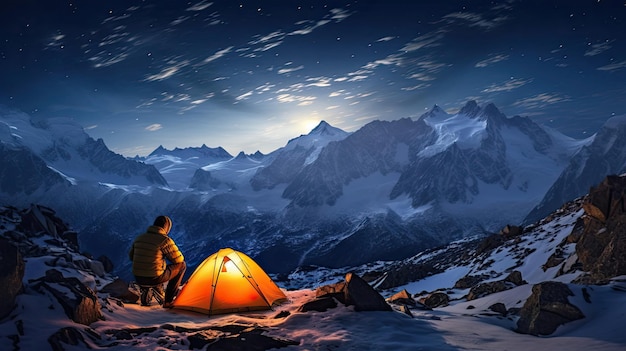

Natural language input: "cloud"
[90,52,129,68]
[376,36,396,42]
[187,1,213,11]
[482,78,532,93]
[145,124,162,132]
[585,40,613,56]
[144,60,190,81]
[475,54,509,68]
[401,31,446,52]
[278,65,304,74]
[236,91,253,101]
[84,125,98,130]
[443,12,509,29]
[597,60,626,71]
[276,94,316,104]
[45,33,65,49]
[512,93,571,109]
[290,20,331,36]
[203,47,233,63]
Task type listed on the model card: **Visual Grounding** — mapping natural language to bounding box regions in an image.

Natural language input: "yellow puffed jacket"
[129,217,184,277]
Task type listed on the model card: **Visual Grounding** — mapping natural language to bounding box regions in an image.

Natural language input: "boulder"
[488,302,507,316]
[35,269,103,325]
[101,278,139,303]
[0,237,25,319]
[504,270,526,286]
[516,282,585,336]
[306,272,391,313]
[387,289,416,306]
[343,272,392,312]
[575,175,626,283]
[454,274,489,289]
[297,297,337,312]
[97,255,114,273]
[499,224,523,237]
[315,281,346,304]
[421,292,449,308]
[48,327,90,351]
[467,280,514,301]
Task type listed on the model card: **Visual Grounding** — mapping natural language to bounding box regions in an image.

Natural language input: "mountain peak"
[309,120,341,136]
[459,100,480,118]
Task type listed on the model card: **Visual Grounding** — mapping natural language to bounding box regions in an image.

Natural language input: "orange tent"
[172,248,287,315]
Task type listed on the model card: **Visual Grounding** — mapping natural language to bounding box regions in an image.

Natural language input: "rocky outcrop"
[307,272,391,312]
[516,281,585,336]
[0,237,24,319]
[574,175,626,283]
[420,292,450,308]
[466,271,526,301]
[33,269,103,325]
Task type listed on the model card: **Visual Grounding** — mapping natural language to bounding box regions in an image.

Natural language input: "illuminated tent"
[172,248,287,315]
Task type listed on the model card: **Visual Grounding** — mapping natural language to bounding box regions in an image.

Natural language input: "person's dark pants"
[135,262,186,303]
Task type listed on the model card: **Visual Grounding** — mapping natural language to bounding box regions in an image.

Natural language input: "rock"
[467,280,513,301]
[504,270,526,286]
[516,282,585,336]
[574,175,626,283]
[398,304,414,318]
[421,292,449,308]
[187,327,299,350]
[74,258,106,277]
[297,296,338,312]
[344,272,392,312]
[0,237,24,319]
[48,327,90,351]
[60,231,80,251]
[101,278,139,303]
[35,269,103,325]
[315,281,346,304]
[488,302,507,316]
[499,224,523,237]
[387,289,416,306]
[454,274,489,289]
[97,255,114,273]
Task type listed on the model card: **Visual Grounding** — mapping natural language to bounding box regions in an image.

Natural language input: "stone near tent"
[101,278,139,304]
[0,237,25,319]
[420,291,449,308]
[74,258,106,277]
[305,272,391,313]
[344,272,392,312]
[34,269,103,325]
[297,296,338,312]
[315,281,346,304]
[516,281,585,336]
[387,289,416,306]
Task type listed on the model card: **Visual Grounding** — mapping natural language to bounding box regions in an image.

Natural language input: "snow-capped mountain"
[0,102,603,278]
[0,108,167,190]
[141,144,233,190]
[282,101,581,230]
[525,115,626,224]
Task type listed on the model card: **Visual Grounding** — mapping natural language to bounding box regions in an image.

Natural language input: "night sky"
[1,1,625,156]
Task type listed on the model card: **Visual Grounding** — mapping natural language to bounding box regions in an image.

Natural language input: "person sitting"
[129,215,186,308]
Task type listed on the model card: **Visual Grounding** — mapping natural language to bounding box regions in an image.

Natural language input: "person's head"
[153,215,172,235]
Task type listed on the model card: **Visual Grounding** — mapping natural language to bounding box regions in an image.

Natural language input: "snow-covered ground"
[2,200,626,350]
